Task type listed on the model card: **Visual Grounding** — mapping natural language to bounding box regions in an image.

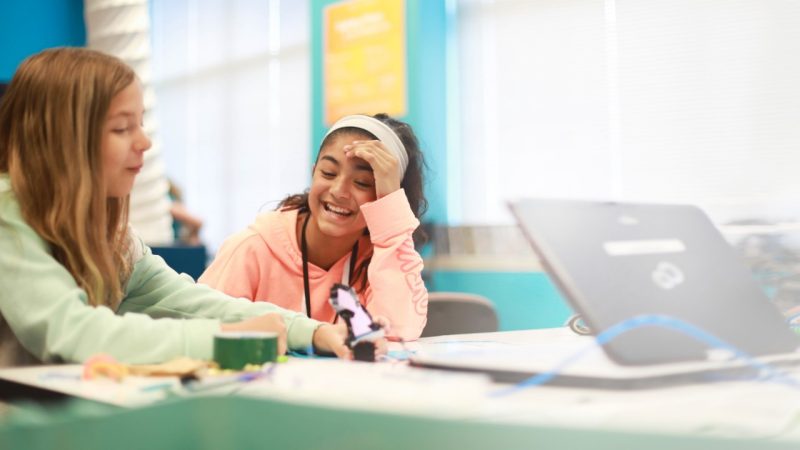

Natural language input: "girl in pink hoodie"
[200,114,429,340]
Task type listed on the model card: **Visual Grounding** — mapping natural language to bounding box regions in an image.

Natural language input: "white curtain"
[150,0,311,252]
[85,0,174,244]
[456,0,800,225]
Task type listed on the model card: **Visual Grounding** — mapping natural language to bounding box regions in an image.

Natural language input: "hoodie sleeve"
[360,189,428,341]
[0,190,319,364]
[120,244,320,356]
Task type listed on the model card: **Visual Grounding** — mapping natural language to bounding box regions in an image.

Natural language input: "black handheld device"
[329,284,384,362]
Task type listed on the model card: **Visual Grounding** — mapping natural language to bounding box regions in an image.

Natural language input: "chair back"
[421,292,499,337]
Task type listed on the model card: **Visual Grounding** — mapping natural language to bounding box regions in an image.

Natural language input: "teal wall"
[310,0,451,224]
[0,1,86,81]
[430,271,573,330]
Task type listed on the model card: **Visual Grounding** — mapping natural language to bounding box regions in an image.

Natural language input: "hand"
[312,322,351,359]
[313,320,390,360]
[371,315,391,355]
[343,140,401,198]
[220,313,288,356]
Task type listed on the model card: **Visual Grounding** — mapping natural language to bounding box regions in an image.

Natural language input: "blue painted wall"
[0,0,86,81]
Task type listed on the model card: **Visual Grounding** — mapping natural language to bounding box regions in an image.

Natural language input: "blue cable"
[785,312,800,326]
[490,314,800,397]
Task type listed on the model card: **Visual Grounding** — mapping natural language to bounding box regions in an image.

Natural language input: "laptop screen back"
[509,199,799,365]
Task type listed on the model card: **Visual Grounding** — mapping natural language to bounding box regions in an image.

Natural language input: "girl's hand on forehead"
[343,140,401,199]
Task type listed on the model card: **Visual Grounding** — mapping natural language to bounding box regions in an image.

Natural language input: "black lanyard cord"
[301,213,359,319]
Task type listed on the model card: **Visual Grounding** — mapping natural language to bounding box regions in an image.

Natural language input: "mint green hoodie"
[0,174,321,367]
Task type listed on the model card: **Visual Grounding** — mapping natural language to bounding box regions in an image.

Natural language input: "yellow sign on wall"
[324,0,406,125]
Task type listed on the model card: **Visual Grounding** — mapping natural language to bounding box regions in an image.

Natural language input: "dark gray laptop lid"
[509,199,800,365]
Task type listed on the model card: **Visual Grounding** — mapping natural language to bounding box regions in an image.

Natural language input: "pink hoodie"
[199,189,428,340]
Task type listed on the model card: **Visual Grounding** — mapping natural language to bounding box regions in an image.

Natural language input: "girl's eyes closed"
[111,123,136,134]
[354,180,373,189]
[318,168,373,189]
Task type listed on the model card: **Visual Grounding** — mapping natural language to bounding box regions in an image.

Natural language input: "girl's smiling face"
[307,132,377,240]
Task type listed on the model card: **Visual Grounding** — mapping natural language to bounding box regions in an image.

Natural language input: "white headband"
[325,115,409,179]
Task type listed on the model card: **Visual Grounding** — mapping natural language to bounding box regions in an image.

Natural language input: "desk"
[2,329,800,450]
[409,329,800,439]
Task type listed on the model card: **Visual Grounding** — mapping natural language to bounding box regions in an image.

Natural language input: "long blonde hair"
[0,48,136,307]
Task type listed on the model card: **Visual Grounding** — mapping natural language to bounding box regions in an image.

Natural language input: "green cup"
[213,331,279,370]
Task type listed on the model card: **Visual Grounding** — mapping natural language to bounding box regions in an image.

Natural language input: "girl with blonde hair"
[0,47,355,366]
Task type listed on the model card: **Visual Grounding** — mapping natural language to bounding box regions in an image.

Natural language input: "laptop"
[410,199,800,388]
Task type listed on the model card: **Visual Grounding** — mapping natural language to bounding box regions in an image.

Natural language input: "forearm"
[360,189,428,340]
[122,252,320,350]
[365,239,428,340]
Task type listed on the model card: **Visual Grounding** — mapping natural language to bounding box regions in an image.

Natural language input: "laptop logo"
[651,262,685,290]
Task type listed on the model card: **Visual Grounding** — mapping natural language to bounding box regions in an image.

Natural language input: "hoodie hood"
[248,209,370,281]
[249,209,305,277]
